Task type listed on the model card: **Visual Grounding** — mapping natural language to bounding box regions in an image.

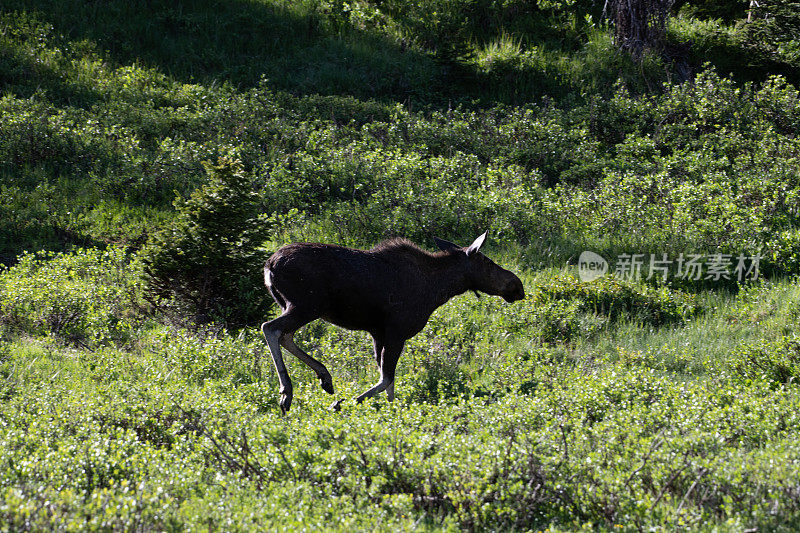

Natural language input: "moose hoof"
[329,399,343,412]
[319,374,334,395]
[279,392,293,414]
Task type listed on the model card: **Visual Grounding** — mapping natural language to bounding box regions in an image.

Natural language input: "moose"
[261,232,525,413]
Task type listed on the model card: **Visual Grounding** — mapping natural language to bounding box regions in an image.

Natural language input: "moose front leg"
[386,380,395,401]
[355,337,404,404]
[329,335,401,411]
[371,332,394,401]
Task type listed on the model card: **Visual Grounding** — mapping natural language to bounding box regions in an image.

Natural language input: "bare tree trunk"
[604,0,676,59]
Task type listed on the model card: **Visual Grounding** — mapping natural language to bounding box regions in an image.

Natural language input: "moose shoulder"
[261,232,525,413]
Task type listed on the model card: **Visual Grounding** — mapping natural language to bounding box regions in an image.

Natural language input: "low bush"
[3,340,800,531]
[742,0,800,66]
[535,274,702,327]
[731,335,800,387]
[140,325,266,387]
[0,247,141,346]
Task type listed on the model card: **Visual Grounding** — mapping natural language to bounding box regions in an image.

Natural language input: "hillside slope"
[2,1,800,530]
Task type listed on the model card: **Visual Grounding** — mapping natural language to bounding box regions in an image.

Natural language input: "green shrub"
[141,325,266,386]
[742,0,800,65]
[535,274,701,326]
[0,247,141,346]
[405,352,470,404]
[767,229,800,276]
[731,336,800,387]
[141,157,273,327]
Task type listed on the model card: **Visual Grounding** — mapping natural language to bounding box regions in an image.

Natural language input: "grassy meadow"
[2,0,800,530]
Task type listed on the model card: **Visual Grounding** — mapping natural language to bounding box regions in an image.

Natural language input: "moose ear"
[465,231,488,256]
[434,236,461,252]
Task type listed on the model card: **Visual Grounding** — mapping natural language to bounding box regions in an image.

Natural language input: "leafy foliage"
[0,247,141,346]
[2,324,800,530]
[743,0,800,64]
[535,274,701,326]
[731,335,800,387]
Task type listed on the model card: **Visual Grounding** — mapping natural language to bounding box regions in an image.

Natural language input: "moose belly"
[321,297,383,332]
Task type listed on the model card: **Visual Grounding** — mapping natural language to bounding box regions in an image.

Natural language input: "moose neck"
[426,253,472,310]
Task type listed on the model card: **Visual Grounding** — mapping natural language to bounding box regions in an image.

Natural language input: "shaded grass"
[0,0,441,101]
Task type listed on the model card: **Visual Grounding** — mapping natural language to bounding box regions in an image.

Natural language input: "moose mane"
[370,238,451,268]
[370,237,429,254]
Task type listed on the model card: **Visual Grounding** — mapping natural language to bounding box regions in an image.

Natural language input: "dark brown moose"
[261,232,525,413]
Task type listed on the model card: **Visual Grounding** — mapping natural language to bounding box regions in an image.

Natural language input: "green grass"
[579,279,800,373]
[2,279,800,529]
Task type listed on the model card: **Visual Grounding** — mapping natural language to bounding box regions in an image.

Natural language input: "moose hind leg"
[281,332,334,395]
[261,321,293,414]
[262,307,317,413]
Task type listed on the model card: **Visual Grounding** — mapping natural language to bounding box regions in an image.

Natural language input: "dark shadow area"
[0,47,104,109]
[0,0,632,108]
[0,217,107,267]
[674,0,749,23]
[371,0,609,105]
[683,37,800,87]
[4,0,312,86]
[0,0,447,103]
[377,0,599,56]
[6,0,788,110]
